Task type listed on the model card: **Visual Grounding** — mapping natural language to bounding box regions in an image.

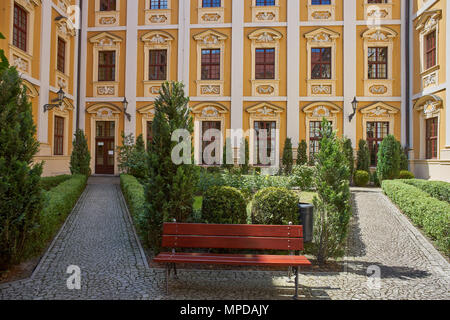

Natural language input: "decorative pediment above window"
[194,30,228,46]
[248,28,283,44]
[16,0,41,11]
[141,31,174,45]
[305,28,340,44]
[252,0,279,23]
[192,102,229,120]
[246,102,284,118]
[415,10,442,34]
[359,102,399,118]
[137,104,156,120]
[414,95,443,118]
[22,80,39,98]
[86,103,122,118]
[302,102,341,118]
[90,32,122,47]
[56,17,76,37]
[361,26,397,42]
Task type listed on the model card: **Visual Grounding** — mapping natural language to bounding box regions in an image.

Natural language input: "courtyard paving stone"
[0,180,448,300]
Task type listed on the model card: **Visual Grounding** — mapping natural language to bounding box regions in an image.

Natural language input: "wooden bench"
[153,222,312,299]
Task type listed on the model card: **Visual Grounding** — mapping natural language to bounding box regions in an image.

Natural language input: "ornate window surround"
[8,0,41,76]
[302,102,340,155]
[364,0,393,21]
[95,0,120,27]
[141,31,174,97]
[86,103,122,174]
[192,102,228,165]
[197,0,224,24]
[246,102,283,167]
[308,0,336,21]
[54,17,76,91]
[248,28,283,97]
[359,101,398,142]
[305,28,339,97]
[193,30,228,97]
[251,0,279,23]
[361,26,397,97]
[415,10,442,91]
[89,32,122,98]
[413,95,443,160]
[145,0,171,25]
[51,100,73,157]
[137,104,156,149]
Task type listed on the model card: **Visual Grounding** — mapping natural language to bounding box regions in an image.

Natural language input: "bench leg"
[173,263,178,280]
[293,266,299,300]
[166,264,169,295]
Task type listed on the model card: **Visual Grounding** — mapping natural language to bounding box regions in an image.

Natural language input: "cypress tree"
[143,81,197,253]
[0,43,44,268]
[297,140,308,166]
[312,119,351,264]
[70,129,91,176]
[356,139,370,173]
[342,137,354,183]
[376,135,401,182]
[281,138,293,175]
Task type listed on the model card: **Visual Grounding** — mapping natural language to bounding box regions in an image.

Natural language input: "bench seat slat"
[154,252,312,267]
[163,223,303,238]
[162,235,304,251]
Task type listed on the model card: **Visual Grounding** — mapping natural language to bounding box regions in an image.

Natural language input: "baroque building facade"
[0,0,449,181]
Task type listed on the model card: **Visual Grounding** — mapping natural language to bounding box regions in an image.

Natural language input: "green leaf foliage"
[297,140,308,166]
[354,170,370,187]
[40,175,72,191]
[251,187,299,225]
[376,135,401,182]
[281,138,294,175]
[70,129,91,176]
[356,139,370,173]
[400,179,450,204]
[0,58,44,269]
[382,180,449,255]
[202,186,247,224]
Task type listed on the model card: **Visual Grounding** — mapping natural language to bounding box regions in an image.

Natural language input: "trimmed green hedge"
[382,180,449,255]
[40,175,72,191]
[27,174,88,256]
[400,179,450,204]
[252,187,299,225]
[120,174,146,236]
[354,170,370,187]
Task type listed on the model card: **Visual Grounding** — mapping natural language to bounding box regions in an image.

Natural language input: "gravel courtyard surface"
[0,180,448,300]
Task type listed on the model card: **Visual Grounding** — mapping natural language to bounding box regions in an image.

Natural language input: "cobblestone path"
[0,182,449,300]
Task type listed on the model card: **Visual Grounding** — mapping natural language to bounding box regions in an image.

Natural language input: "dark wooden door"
[95,121,115,175]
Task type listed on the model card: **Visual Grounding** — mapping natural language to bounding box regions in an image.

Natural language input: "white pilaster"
[79,0,88,131]
[446,0,450,149]
[286,0,300,147]
[38,0,52,144]
[231,0,244,135]
[343,0,357,145]
[178,0,190,86]
[409,0,414,151]
[124,0,138,136]
[400,0,406,146]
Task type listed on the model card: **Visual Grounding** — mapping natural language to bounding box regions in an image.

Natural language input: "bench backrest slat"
[161,223,304,251]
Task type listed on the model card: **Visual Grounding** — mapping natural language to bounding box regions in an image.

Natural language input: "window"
[57,37,66,73]
[202,0,221,7]
[255,48,275,80]
[201,49,220,80]
[148,50,167,80]
[368,47,387,79]
[202,121,221,165]
[308,121,333,159]
[367,0,387,3]
[54,116,65,156]
[13,4,27,52]
[311,48,331,79]
[100,0,116,11]
[147,121,153,146]
[256,0,275,6]
[255,121,276,166]
[311,0,331,4]
[366,122,389,166]
[426,117,438,159]
[150,0,168,9]
[425,31,436,70]
[98,51,116,81]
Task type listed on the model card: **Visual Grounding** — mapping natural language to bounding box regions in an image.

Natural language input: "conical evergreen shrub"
[70,129,91,176]
[297,140,308,166]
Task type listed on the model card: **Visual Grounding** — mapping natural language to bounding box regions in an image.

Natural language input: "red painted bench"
[153,222,312,299]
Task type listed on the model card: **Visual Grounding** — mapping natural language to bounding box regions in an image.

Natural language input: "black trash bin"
[298,203,314,243]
